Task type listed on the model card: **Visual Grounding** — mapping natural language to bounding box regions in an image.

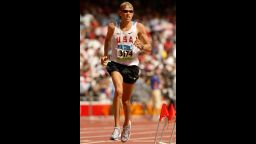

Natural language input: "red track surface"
[80,116,176,144]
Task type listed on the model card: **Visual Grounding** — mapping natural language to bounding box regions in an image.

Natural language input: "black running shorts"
[106,61,140,84]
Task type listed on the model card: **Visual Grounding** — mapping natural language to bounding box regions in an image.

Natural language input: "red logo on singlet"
[116,36,133,44]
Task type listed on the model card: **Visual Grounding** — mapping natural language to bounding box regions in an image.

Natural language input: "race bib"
[116,44,133,60]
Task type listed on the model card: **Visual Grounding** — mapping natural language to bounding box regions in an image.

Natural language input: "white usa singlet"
[109,21,140,66]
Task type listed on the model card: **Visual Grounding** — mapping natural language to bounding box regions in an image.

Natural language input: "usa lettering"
[116,36,133,43]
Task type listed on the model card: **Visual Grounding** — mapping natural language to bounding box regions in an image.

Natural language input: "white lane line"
[80,123,175,131]
[80,131,175,139]
[80,126,175,134]
[82,136,175,144]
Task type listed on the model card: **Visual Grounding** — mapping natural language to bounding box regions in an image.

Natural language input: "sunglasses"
[121,10,134,13]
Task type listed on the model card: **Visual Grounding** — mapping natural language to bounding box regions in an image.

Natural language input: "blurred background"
[80,0,176,117]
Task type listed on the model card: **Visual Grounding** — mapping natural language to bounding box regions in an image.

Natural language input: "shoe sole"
[121,134,131,142]
[110,134,121,141]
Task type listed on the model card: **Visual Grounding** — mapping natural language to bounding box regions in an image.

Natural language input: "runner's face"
[120,6,134,22]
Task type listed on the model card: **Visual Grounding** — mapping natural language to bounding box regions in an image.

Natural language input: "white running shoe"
[121,121,131,142]
[110,127,121,140]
